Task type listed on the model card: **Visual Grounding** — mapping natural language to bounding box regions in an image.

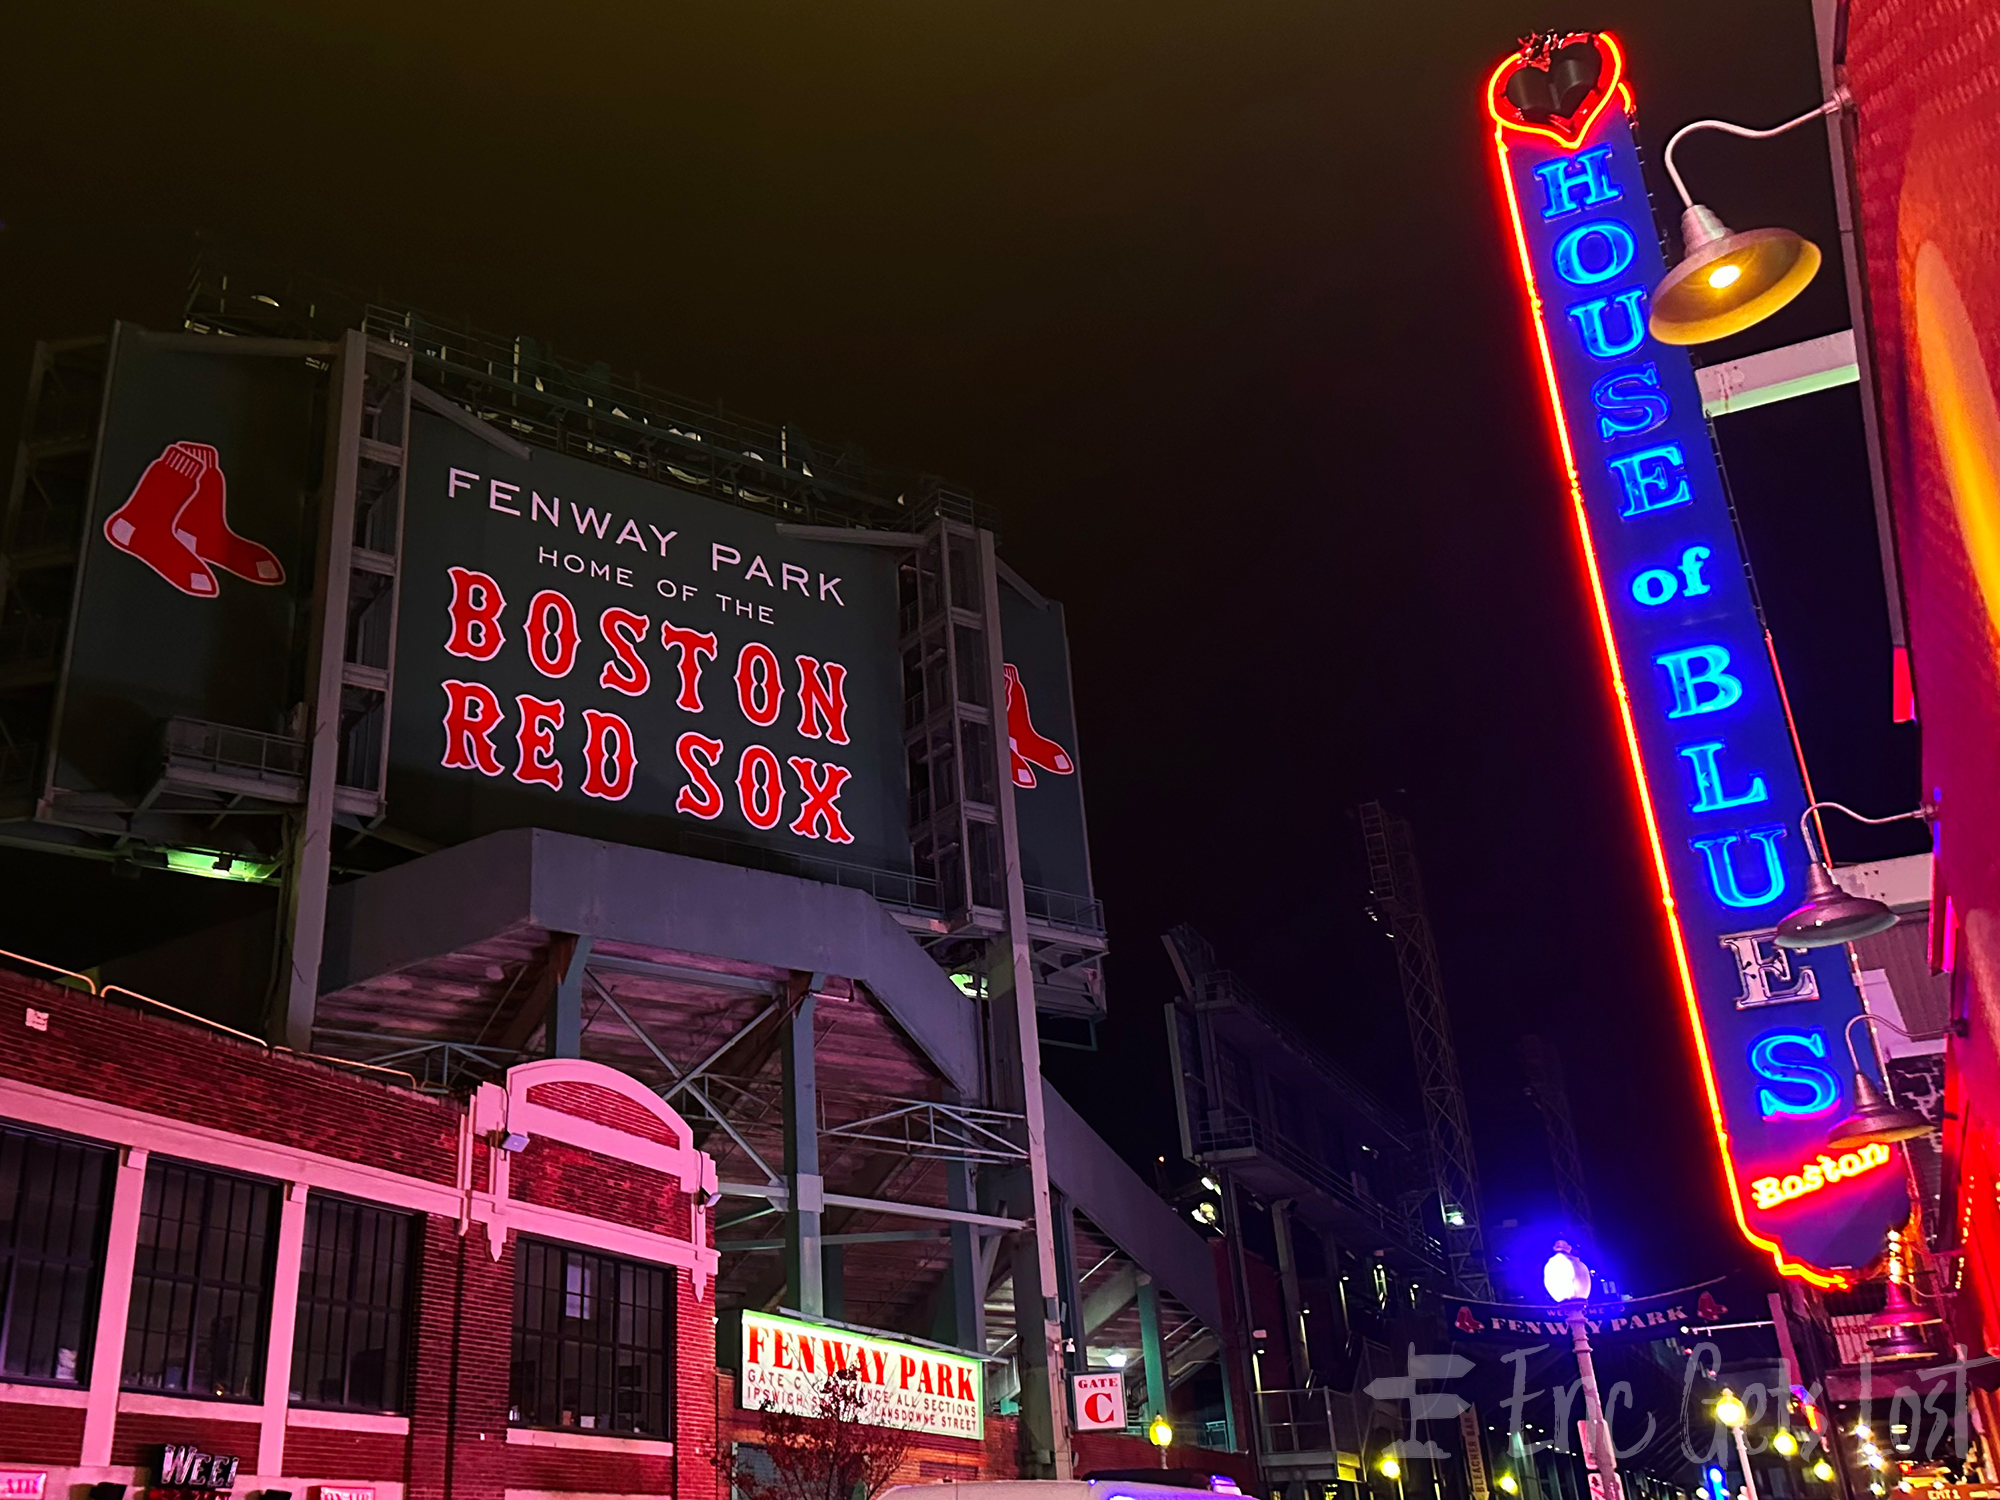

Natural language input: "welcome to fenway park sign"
[391,410,909,872]
[736,1310,983,1440]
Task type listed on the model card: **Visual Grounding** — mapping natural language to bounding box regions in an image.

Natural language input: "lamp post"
[1715,1389,1760,1500]
[1543,1245,1618,1495]
[1148,1413,1174,1470]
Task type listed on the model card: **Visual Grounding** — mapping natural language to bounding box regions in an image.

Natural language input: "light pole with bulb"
[1715,1388,1760,1500]
[1543,1244,1618,1494]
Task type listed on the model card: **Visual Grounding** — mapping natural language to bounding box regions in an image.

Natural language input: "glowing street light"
[1148,1412,1174,1467]
[1543,1244,1617,1483]
[1715,1389,1760,1500]
[1772,1429,1800,1458]
[1812,1461,1836,1483]
[1498,1476,1520,1495]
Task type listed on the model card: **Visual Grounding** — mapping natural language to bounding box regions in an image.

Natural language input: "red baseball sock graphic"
[102,443,216,597]
[173,443,284,585]
[1004,663,1073,789]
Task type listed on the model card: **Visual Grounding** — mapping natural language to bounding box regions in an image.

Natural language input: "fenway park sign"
[392,411,908,871]
[738,1310,983,1440]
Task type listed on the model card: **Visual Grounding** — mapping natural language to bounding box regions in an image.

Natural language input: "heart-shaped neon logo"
[1486,32,1626,152]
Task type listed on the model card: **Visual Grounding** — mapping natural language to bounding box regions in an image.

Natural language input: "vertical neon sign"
[1486,36,1906,1284]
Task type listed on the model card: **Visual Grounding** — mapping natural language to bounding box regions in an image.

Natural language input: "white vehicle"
[883,1476,1244,1500]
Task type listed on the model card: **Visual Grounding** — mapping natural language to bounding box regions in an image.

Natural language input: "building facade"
[0,965,721,1500]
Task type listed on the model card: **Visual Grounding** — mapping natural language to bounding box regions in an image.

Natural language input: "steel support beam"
[1138,1274,1168,1424]
[1053,1189,1084,1375]
[783,980,823,1317]
[1271,1199,1313,1390]
[549,935,592,1058]
[948,1159,985,1355]
[980,526,1073,1478]
[279,329,364,1050]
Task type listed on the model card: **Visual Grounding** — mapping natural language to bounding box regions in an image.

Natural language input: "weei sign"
[1486,35,1907,1282]
[734,1309,983,1440]
[393,410,908,871]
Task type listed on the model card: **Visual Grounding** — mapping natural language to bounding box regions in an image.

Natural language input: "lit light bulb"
[1773,1431,1799,1457]
[1499,1477,1519,1495]
[1707,263,1744,290]
[1715,1390,1748,1429]
[1380,1457,1403,1481]
[1149,1413,1174,1449]
[1812,1462,1836,1483]
[1106,1351,1128,1369]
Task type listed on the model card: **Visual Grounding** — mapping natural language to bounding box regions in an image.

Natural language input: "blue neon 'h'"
[1749,1030,1841,1118]
[1567,289,1648,360]
[1608,444,1694,517]
[1655,645,1744,718]
[1591,363,1671,440]
[1690,824,1788,908]
[1552,221,1636,287]
[1678,741,1768,812]
[1535,147,1623,220]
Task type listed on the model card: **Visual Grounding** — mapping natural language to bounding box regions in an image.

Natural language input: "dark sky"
[3,1,1926,1293]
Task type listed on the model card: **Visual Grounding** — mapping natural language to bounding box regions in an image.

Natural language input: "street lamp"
[1499,1476,1520,1496]
[1774,802,1930,950]
[1148,1413,1174,1468]
[1648,95,1848,345]
[1715,1388,1759,1500]
[1542,1244,1618,1482]
[1826,1015,1933,1148]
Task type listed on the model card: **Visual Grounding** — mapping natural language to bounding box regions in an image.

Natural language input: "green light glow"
[163,849,278,883]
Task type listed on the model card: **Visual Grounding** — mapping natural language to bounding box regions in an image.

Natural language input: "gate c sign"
[1485,34,1908,1284]
[1072,1370,1127,1432]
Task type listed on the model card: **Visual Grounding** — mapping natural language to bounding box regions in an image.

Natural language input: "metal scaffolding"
[1358,800,1493,1299]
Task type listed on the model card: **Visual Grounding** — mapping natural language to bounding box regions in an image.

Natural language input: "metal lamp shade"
[1827,1071,1931,1147]
[1774,862,1899,950]
[1649,205,1823,346]
[1865,1280,1943,1361]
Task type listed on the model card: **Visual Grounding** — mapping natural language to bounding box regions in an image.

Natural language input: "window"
[291,1196,412,1412]
[0,1124,112,1384]
[123,1161,275,1398]
[511,1240,671,1436]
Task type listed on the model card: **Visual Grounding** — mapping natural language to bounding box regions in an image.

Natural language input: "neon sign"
[1749,1143,1893,1211]
[1487,34,1907,1284]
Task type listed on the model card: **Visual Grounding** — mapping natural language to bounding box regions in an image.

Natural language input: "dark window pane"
[0,1125,112,1385]
[289,1196,411,1413]
[123,1161,274,1399]
[510,1239,672,1438]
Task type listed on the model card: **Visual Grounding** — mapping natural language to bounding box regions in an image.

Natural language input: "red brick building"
[0,964,721,1500]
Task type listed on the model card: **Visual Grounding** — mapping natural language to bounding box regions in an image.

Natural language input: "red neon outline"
[1489,102,1850,1290]
[1485,32,1628,151]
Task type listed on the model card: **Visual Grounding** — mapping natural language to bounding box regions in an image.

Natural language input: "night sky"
[2,1,1927,1294]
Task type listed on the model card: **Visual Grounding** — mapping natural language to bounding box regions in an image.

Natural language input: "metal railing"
[312,1029,523,1094]
[1257,1388,1365,1458]
[820,1096,1029,1164]
[161,717,307,789]
[1023,883,1106,936]
[1193,1109,1445,1267]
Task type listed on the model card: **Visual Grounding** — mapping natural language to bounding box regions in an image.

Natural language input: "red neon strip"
[1491,120,1849,1289]
[1484,33,1629,152]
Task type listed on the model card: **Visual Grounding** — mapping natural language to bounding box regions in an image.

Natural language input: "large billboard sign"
[1486,35,1907,1282]
[45,326,322,810]
[736,1309,983,1439]
[392,410,909,872]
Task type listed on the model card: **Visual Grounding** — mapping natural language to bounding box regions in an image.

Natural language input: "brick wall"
[0,970,459,1184]
[0,1403,83,1465]
[716,1371,1016,1485]
[110,1411,261,1467]
[282,1425,412,1481]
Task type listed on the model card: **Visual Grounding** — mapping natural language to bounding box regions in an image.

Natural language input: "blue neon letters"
[1504,87,1908,1270]
[1749,1031,1841,1118]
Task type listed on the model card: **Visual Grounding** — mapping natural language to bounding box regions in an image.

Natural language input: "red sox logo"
[103,441,285,597]
[1003,664,1072,789]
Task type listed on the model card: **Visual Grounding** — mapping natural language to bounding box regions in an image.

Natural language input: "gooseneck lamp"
[1826,1013,1933,1148]
[1649,92,1849,345]
[1774,800,1932,951]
